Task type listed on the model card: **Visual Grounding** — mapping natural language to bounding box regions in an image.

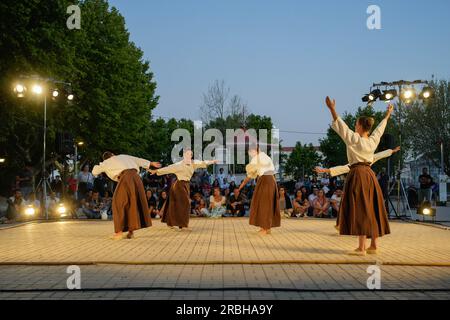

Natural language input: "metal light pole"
[43,95,48,219]
[74,143,78,201]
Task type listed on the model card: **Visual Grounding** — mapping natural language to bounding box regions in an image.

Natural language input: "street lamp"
[13,75,74,220]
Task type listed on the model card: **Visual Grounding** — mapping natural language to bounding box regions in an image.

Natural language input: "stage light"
[0,158,5,163]
[77,141,84,146]
[419,87,434,100]
[380,89,398,101]
[32,84,43,95]
[24,205,36,217]
[14,84,26,98]
[67,94,74,101]
[401,87,416,101]
[57,203,67,217]
[52,89,59,98]
[368,89,382,101]
[417,201,436,217]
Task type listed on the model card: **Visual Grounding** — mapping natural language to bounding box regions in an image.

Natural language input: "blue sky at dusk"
[108,0,450,145]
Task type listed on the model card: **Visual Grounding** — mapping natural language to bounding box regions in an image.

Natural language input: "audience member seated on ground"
[227,187,246,217]
[102,191,112,215]
[201,182,211,198]
[207,187,227,218]
[279,186,293,218]
[146,189,159,218]
[191,193,208,217]
[47,191,61,217]
[82,190,103,219]
[313,189,330,218]
[6,189,27,221]
[330,188,343,217]
[293,190,310,218]
[308,186,319,216]
[155,190,168,217]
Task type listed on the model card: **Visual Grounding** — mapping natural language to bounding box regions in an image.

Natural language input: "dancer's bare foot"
[110,232,124,240]
[347,248,366,256]
[366,247,378,254]
[258,229,269,235]
[126,231,135,239]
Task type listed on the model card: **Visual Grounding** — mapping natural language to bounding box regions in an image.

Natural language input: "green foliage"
[403,80,450,175]
[0,0,158,193]
[285,142,322,180]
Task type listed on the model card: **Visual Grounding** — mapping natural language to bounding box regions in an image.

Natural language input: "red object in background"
[68,177,77,192]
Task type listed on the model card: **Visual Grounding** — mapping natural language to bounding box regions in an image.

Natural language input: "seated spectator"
[279,186,293,218]
[207,187,227,218]
[146,189,159,218]
[313,189,330,218]
[228,187,246,217]
[307,187,319,216]
[330,188,343,218]
[82,190,103,219]
[155,190,168,217]
[293,190,310,218]
[47,191,61,216]
[6,189,27,221]
[191,193,208,217]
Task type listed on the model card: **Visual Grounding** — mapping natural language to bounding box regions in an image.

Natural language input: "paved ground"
[0,218,449,265]
[0,218,449,300]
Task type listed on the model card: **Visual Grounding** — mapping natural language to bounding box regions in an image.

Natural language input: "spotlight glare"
[52,89,59,98]
[401,87,416,101]
[24,205,36,216]
[32,84,43,95]
[67,94,74,101]
[0,158,5,163]
[15,84,24,93]
[419,87,434,100]
[57,204,67,216]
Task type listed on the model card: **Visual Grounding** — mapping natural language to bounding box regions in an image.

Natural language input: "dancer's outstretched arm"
[238,177,252,192]
[192,159,219,169]
[315,146,400,177]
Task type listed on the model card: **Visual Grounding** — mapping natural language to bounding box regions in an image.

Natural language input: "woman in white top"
[208,187,227,218]
[325,96,394,256]
[239,145,280,235]
[149,149,217,230]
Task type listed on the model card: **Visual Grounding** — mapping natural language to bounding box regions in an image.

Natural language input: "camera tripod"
[386,169,412,219]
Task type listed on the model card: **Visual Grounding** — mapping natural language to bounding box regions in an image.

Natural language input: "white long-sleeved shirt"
[331,116,387,166]
[329,149,393,177]
[245,152,275,179]
[156,160,214,181]
[92,154,151,182]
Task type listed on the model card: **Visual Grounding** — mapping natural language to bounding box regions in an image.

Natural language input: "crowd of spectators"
[2,161,439,224]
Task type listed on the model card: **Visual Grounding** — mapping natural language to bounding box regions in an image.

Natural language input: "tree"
[285,142,322,180]
[403,80,450,175]
[200,80,249,128]
[0,0,158,194]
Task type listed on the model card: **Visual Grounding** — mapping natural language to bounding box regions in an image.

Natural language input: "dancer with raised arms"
[324,96,394,255]
[148,149,217,230]
[92,152,161,240]
[239,144,280,235]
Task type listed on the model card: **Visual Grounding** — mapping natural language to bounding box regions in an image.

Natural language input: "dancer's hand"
[314,166,330,174]
[147,169,157,175]
[209,159,219,165]
[385,104,394,119]
[325,96,336,110]
[150,162,161,168]
[392,146,401,153]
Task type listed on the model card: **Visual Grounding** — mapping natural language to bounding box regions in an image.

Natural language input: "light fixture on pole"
[13,75,74,220]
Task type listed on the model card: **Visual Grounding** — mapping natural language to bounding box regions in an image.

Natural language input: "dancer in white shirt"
[325,96,393,255]
[239,145,280,235]
[149,149,217,230]
[93,152,161,240]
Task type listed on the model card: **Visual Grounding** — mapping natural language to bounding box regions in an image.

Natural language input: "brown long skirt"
[112,169,151,233]
[249,175,281,230]
[338,163,390,239]
[161,180,190,228]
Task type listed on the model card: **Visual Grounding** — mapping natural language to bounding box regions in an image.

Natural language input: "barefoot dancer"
[92,152,161,240]
[149,149,217,230]
[239,145,280,235]
[315,146,400,232]
[325,97,393,255]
